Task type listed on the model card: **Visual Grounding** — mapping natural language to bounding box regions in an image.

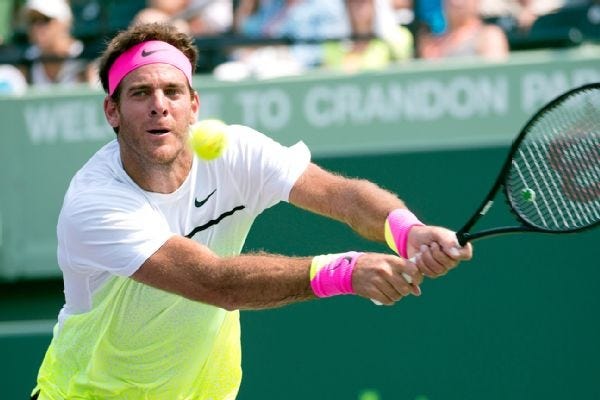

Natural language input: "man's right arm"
[131,235,422,310]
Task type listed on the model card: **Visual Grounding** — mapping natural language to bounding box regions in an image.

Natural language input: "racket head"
[503,82,600,234]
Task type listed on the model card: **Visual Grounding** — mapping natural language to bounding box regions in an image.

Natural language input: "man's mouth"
[147,129,170,135]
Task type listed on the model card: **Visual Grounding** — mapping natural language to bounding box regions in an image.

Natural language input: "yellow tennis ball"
[189,119,228,161]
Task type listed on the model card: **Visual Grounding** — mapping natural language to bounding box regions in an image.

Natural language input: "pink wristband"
[310,251,363,298]
[384,209,424,258]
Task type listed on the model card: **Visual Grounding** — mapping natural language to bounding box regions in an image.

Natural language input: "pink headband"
[108,40,193,95]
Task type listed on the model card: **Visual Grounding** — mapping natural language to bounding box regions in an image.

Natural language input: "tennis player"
[31,23,472,400]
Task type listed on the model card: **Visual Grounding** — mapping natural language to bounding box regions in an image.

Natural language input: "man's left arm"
[288,163,472,278]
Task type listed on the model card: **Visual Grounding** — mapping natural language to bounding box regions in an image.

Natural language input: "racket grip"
[371,257,416,306]
[456,232,470,246]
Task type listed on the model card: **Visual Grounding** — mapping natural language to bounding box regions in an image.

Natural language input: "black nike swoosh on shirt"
[141,49,164,57]
[185,205,246,239]
[195,189,216,208]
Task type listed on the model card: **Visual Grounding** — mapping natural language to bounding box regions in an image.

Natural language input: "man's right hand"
[351,253,423,306]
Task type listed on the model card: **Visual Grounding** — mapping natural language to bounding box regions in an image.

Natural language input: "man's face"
[346,0,375,32]
[104,63,199,169]
[26,11,68,53]
[445,0,480,15]
[150,0,189,16]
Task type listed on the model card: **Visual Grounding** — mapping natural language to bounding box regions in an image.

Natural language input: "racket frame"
[456,82,600,246]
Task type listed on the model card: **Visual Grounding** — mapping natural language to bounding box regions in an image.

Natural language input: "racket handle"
[456,231,470,246]
[372,234,468,304]
[371,257,416,306]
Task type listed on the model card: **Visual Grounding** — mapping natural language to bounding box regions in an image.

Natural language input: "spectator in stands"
[20,0,95,86]
[417,0,509,60]
[187,0,233,36]
[232,0,259,32]
[214,0,348,80]
[416,0,447,36]
[132,0,233,36]
[132,0,192,34]
[323,0,413,73]
[390,0,415,26]
[479,0,566,32]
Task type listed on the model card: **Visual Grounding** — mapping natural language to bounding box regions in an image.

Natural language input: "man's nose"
[150,93,168,116]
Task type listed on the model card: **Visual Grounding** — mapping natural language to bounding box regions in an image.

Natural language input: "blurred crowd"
[0,0,597,94]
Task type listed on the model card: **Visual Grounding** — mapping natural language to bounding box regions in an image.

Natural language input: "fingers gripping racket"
[375,83,600,305]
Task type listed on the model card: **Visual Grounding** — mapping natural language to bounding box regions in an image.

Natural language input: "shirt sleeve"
[57,186,174,277]
[223,125,311,216]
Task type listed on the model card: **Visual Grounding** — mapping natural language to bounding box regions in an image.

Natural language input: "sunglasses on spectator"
[28,14,53,26]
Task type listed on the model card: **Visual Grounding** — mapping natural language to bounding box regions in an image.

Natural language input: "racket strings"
[512,151,556,227]
[506,86,600,231]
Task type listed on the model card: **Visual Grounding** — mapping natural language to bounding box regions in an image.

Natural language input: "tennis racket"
[375,82,600,305]
[454,82,599,245]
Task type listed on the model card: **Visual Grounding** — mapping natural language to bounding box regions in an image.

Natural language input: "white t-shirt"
[36,125,310,399]
[56,124,310,326]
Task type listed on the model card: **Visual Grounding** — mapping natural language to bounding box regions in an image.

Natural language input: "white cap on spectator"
[24,0,72,23]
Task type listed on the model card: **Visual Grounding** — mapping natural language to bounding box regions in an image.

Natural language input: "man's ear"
[104,96,120,129]
[190,91,200,125]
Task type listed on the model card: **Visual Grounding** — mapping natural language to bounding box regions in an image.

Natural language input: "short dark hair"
[98,23,198,98]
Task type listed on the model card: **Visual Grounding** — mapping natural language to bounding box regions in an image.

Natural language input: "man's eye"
[165,88,181,96]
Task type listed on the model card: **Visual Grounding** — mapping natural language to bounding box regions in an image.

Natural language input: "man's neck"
[121,149,194,194]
